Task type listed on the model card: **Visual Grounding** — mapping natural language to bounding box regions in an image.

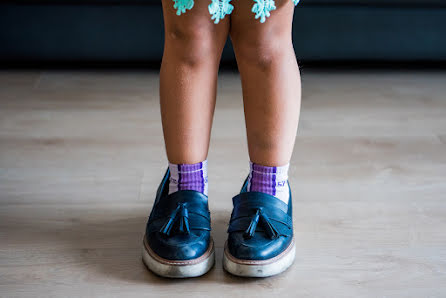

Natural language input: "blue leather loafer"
[142,168,215,278]
[223,176,295,277]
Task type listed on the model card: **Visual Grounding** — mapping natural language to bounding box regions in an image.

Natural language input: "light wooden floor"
[1,69,445,297]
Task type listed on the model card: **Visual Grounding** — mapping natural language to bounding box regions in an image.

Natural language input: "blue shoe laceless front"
[226,175,294,261]
[144,168,212,261]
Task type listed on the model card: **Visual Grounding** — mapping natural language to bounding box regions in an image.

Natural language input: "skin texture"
[160,0,301,167]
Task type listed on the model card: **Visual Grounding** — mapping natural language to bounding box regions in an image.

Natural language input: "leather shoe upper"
[227,176,293,261]
[145,168,211,260]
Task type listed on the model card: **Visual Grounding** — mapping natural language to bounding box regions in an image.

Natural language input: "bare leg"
[160,0,230,164]
[229,0,301,166]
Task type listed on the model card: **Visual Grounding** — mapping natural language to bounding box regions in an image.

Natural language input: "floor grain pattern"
[0,70,445,297]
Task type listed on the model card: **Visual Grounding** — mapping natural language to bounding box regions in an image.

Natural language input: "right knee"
[165,24,218,67]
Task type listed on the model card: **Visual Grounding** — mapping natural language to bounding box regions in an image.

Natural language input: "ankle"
[168,159,209,196]
[246,160,290,204]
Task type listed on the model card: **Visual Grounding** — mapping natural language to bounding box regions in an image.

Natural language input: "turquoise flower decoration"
[172,0,300,23]
[252,0,276,23]
[173,0,195,15]
[208,0,234,24]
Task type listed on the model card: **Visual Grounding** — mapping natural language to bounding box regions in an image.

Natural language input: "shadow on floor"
[10,205,276,287]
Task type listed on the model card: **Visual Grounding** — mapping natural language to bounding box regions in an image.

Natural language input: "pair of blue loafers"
[142,168,295,278]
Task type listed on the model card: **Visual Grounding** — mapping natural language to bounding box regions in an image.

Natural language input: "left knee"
[231,29,292,70]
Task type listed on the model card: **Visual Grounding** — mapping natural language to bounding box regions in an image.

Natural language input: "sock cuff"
[249,160,290,175]
[168,159,208,196]
[169,159,208,173]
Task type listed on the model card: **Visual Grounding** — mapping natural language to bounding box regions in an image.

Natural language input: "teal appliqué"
[251,0,276,23]
[172,0,300,23]
[252,0,300,23]
[208,0,234,24]
[173,0,194,16]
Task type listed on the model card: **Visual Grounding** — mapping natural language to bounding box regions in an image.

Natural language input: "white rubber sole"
[223,238,295,277]
[142,236,215,278]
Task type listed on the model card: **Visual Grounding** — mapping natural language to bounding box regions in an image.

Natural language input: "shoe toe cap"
[227,232,291,261]
[147,232,210,261]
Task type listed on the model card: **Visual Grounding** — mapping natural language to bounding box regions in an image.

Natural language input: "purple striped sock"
[168,159,208,196]
[247,161,290,204]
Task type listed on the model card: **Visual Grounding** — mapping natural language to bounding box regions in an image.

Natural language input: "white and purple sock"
[168,159,208,196]
[246,161,290,204]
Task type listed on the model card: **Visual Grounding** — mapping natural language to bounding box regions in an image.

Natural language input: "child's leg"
[160,0,230,165]
[229,0,301,167]
[142,1,229,278]
[223,2,299,277]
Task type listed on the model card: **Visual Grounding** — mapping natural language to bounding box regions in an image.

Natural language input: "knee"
[165,23,218,67]
[231,30,292,70]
